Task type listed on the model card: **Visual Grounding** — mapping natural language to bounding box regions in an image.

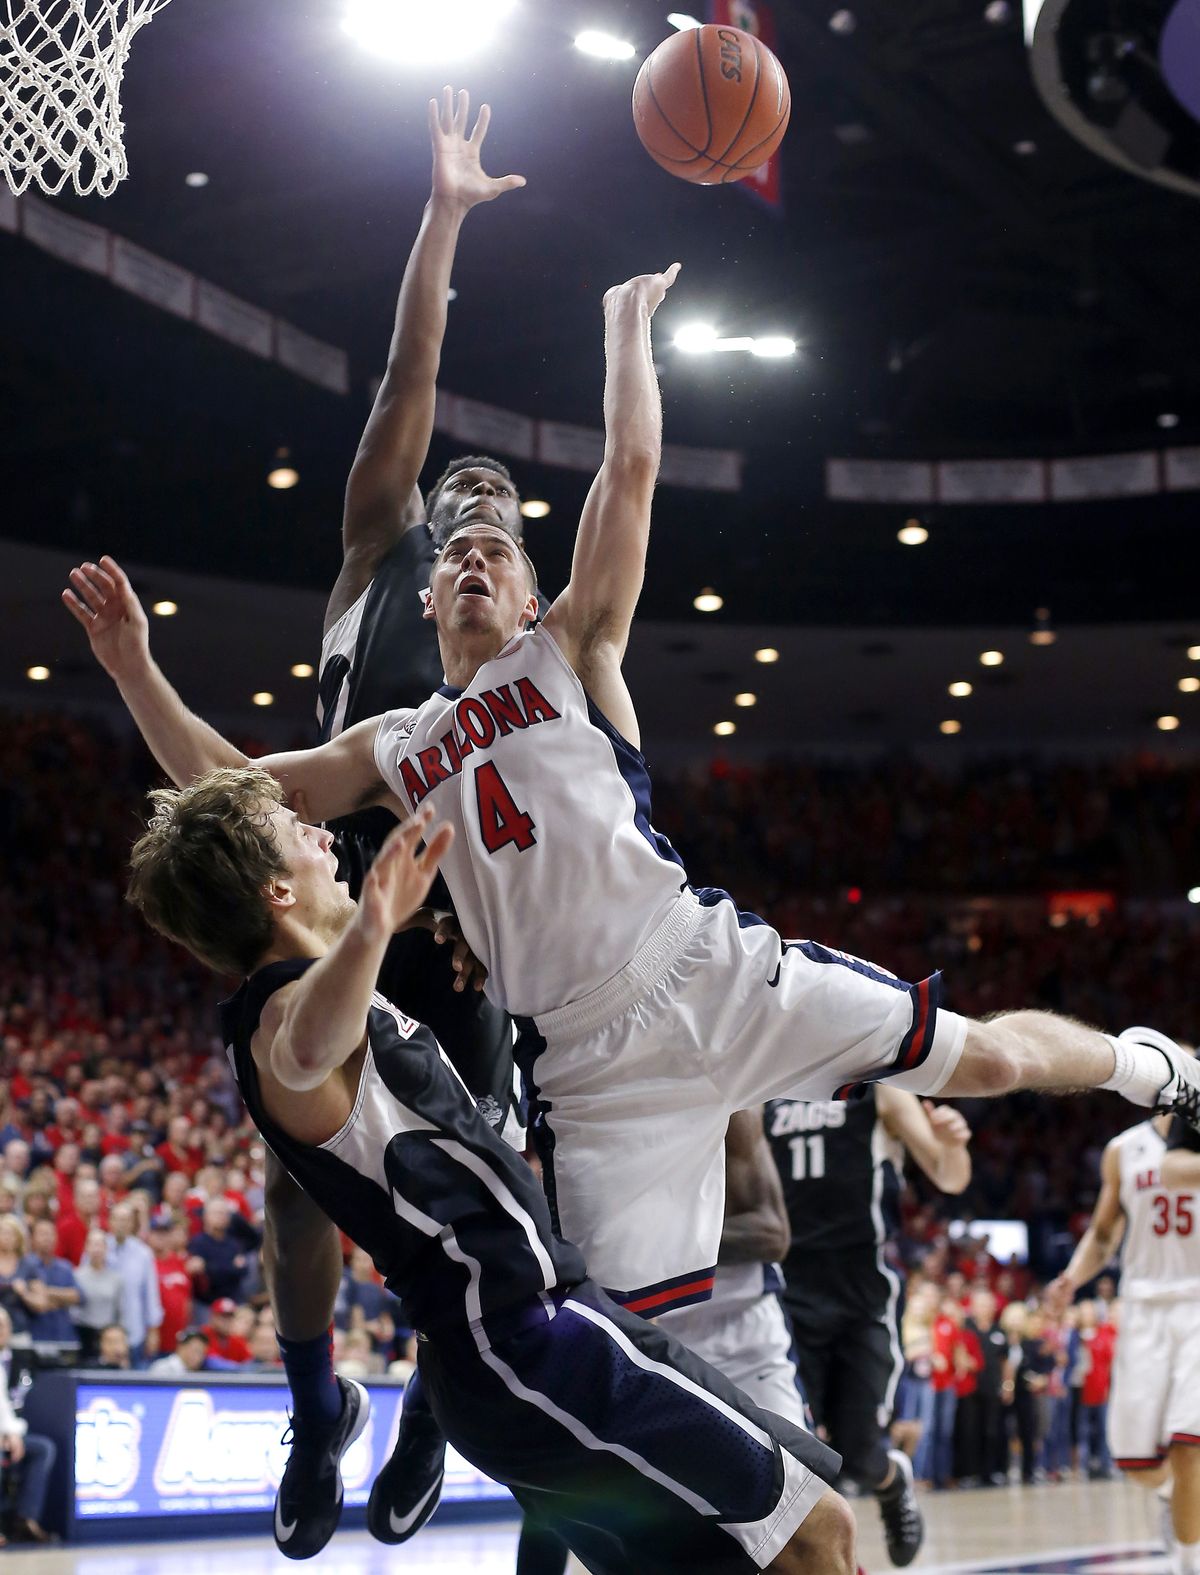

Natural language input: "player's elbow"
[602,446,660,489]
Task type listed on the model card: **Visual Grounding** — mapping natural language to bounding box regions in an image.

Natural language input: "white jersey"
[373,625,686,1019]
[1115,1120,1200,1302]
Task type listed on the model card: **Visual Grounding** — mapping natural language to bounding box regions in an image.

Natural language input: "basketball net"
[0,0,172,198]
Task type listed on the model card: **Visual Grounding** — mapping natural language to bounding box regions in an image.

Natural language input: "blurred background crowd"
[0,705,1193,1515]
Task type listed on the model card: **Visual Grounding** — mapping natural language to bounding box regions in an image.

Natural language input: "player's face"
[429,468,523,545]
[427,526,537,644]
[269,808,355,937]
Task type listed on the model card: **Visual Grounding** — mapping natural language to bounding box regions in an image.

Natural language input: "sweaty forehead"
[439,525,517,554]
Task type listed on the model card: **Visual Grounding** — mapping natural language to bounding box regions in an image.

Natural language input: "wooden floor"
[0,1479,1169,1574]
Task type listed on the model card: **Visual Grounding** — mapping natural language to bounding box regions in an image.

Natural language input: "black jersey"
[220,958,585,1337]
[765,1089,902,1258]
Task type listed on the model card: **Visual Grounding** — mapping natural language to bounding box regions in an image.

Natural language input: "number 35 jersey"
[1115,1120,1200,1303]
[372,624,686,1019]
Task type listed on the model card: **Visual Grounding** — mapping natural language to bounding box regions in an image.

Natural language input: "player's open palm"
[604,262,682,319]
[429,86,525,211]
[61,555,151,680]
[358,806,455,948]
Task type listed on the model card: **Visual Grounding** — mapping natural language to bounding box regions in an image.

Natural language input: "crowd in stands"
[0,707,1195,1529]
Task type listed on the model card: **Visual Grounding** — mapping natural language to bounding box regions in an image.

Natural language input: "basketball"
[632,25,791,185]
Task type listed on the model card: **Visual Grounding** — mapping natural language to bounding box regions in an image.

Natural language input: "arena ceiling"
[5,0,1200,634]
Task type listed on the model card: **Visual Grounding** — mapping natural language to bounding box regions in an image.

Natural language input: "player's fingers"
[428,97,441,136]
[418,822,455,873]
[87,561,119,598]
[455,88,469,133]
[97,556,134,598]
[61,588,94,627]
[469,101,491,145]
[69,566,109,614]
[662,261,682,286]
[495,174,526,193]
[441,84,454,131]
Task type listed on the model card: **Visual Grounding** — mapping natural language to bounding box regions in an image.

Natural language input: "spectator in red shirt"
[56,1177,104,1266]
[202,1299,252,1364]
[156,1117,203,1180]
[930,1298,967,1489]
[1076,1300,1115,1479]
[151,1213,194,1356]
[51,1144,80,1216]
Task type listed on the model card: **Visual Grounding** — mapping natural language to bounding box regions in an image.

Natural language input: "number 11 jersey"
[372,624,686,1020]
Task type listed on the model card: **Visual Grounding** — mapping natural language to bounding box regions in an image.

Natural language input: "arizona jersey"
[766,1089,901,1257]
[1115,1120,1200,1301]
[220,959,585,1337]
[373,624,686,1019]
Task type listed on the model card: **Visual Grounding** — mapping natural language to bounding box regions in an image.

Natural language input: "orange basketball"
[632,25,791,185]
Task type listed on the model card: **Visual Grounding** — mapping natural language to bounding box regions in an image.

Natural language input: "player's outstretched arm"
[330,88,525,634]
[545,265,679,717]
[718,1108,792,1266]
[877,1086,972,1195]
[62,556,391,823]
[1049,1139,1125,1299]
[262,807,453,1091]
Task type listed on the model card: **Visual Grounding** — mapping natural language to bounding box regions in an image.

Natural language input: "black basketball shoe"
[366,1378,446,1545]
[876,1449,924,1568]
[274,1377,370,1560]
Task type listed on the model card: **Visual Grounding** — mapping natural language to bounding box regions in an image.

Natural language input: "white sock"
[1099,1033,1173,1107]
[1172,1540,1200,1575]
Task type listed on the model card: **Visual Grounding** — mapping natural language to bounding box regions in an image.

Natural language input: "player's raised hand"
[357,805,455,947]
[61,556,151,680]
[429,87,525,212]
[603,262,682,319]
[924,1101,971,1150]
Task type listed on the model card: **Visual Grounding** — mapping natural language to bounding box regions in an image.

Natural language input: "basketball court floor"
[0,1480,1169,1575]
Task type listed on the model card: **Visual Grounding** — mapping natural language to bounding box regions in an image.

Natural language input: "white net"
[0,0,172,198]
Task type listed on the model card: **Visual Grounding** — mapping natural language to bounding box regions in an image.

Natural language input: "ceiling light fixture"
[343,0,517,62]
[693,588,724,613]
[520,499,551,519]
[750,336,798,358]
[268,467,300,490]
[667,11,701,28]
[1179,677,1200,694]
[574,29,636,60]
[939,719,962,735]
[754,647,780,664]
[291,663,315,679]
[897,521,928,546]
[252,692,274,708]
[979,649,1005,667]
[713,720,736,737]
[151,600,178,617]
[1189,887,1200,904]
[734,692,757,708]
[1157,715,1181,731]
[184,171,209,188]
[1189,645,1200,660]
[1158,411,1180,429]
[674,323,720,354]
[1029,606,1057,646]
[948,681,973,698]
[828,9,856,33]
[26,665,50,682]
[1013,139,1037,156]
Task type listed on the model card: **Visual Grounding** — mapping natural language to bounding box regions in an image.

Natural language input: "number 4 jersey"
[1115,1118,1200,1302]
[372,624,686,1020]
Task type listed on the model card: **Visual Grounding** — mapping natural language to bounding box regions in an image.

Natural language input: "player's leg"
[1168,1444,1200,1573]
[420,1280,855,1575]
[263,1155,369,1560]
[1162,1302,1200,1572]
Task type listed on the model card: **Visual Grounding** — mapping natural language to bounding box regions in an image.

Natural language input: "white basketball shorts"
[1109,1299,1200,1467]
[517,887,967,1318]
[668,1290,809,1430]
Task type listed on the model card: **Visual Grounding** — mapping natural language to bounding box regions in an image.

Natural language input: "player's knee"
[958,1022,1023,1096]
[1123,1464,1168,1490]
[770,1488,856,1575]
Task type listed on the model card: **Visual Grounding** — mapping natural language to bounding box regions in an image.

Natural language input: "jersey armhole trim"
[319,1044,375,1156]
[322,580,373,659]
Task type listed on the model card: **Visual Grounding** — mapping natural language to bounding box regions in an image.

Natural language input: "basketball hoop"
[0,0,173,198]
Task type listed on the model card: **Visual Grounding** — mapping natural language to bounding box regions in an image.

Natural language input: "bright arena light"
[948,681,973,698]
[1157,714,1181,732]
[693,588,724,613]
[252,692,275,708]
[713,720,737,737]
[520,499,551,519]
[668,12,702,28]
[734,692,757,708]
[151,600,178,617]
[344,0,517,63]
[1189,887,1200,904]
[291,663,315,679]
[750,337,798,358]
[939,719,962,735]
[26,665,50,682]
[1179,676,1200,694]
[574,30,636,60]
[755,647,780,664]
[674,323,720,354]
[897,521,929,546]
[1190,645,1200,660]
[267,467,300,491]
[979,649,1005,667]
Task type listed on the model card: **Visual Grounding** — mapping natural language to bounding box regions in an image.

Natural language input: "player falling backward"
[1052,1080,1200,1575]
[125,779,854,1575]
[66,166,1200,1484]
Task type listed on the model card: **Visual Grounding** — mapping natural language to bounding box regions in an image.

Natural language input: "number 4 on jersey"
[475,762,537,854]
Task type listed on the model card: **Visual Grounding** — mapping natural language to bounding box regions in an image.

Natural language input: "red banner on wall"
[709,0,784,209]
